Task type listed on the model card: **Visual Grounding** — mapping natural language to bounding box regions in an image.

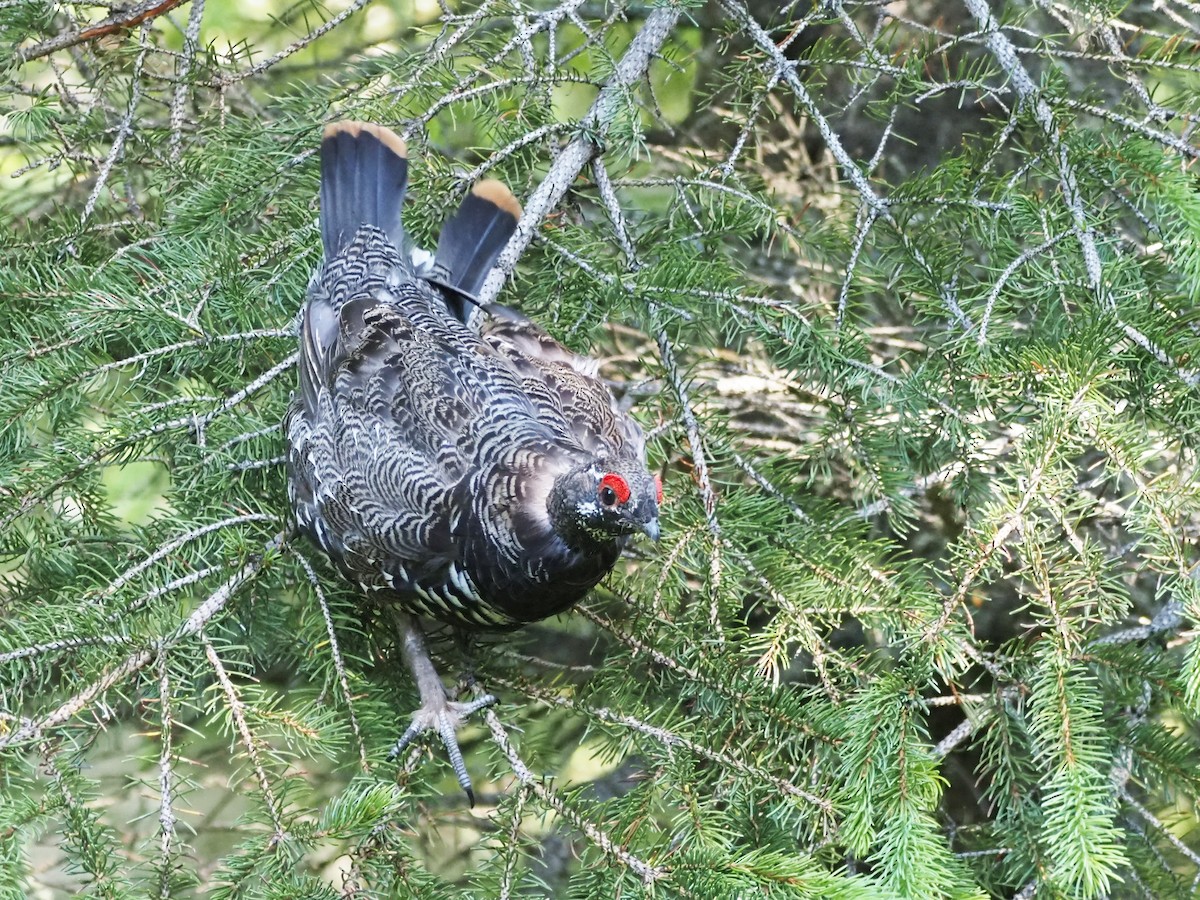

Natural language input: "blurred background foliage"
[4,0,1200,898]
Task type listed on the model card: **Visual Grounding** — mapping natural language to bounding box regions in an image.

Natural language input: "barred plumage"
[284,121,660,800]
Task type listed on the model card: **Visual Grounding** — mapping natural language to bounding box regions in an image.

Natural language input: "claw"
[387,692,497,804]
[389,609,497,804]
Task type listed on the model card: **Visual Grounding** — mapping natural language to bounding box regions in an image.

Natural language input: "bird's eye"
[598,473,630,508]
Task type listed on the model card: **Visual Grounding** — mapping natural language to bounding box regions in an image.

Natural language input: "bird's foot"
[387,690,497,805]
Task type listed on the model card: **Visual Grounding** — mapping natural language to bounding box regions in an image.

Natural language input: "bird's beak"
[640,517,661,541]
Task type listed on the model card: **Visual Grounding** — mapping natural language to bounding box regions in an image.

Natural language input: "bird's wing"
[479,304,647,460]
[295,248,568,574]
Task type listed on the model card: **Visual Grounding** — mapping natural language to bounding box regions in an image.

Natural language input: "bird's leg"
[386,610,496,805]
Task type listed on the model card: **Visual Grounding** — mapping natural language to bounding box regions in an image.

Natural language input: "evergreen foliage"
[3,1,1200,896]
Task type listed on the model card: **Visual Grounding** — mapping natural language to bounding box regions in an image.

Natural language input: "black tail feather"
[430,180,521,320]
[320,121,409,258]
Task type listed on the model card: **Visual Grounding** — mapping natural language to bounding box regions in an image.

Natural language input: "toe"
[389,691,495,803]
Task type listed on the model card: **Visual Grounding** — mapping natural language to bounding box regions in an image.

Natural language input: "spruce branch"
[960,0,1197,383]
[483,707,668,886]
[498,673,836,818]
[14,0,188,64]
[154,655,179,900]
[720,0,974,331]
[0,531,284,750]
[201,634,286,838]
[210,0,373,88]
[292,548,369,771]
[7,0,1200,894]
[476,4,683,305]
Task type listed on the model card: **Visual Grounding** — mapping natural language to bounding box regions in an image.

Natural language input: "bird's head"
[548,462,662,547]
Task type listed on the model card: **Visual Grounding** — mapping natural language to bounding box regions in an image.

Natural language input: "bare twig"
[15,0,187,63]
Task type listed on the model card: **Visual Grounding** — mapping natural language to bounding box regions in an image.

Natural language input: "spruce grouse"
[285,121,661,801]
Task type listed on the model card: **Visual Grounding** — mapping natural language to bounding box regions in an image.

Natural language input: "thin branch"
[202,634,285,836]
[211,0,371,87]
[154,655,178,900]
[15,0,187,63]
[82,22,151,222]
[168,0,206,162]
[291,548,369,771]
[477,5,683,306]
[484,708,667,885]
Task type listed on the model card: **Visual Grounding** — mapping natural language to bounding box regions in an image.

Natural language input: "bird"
[284,120,662,803]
